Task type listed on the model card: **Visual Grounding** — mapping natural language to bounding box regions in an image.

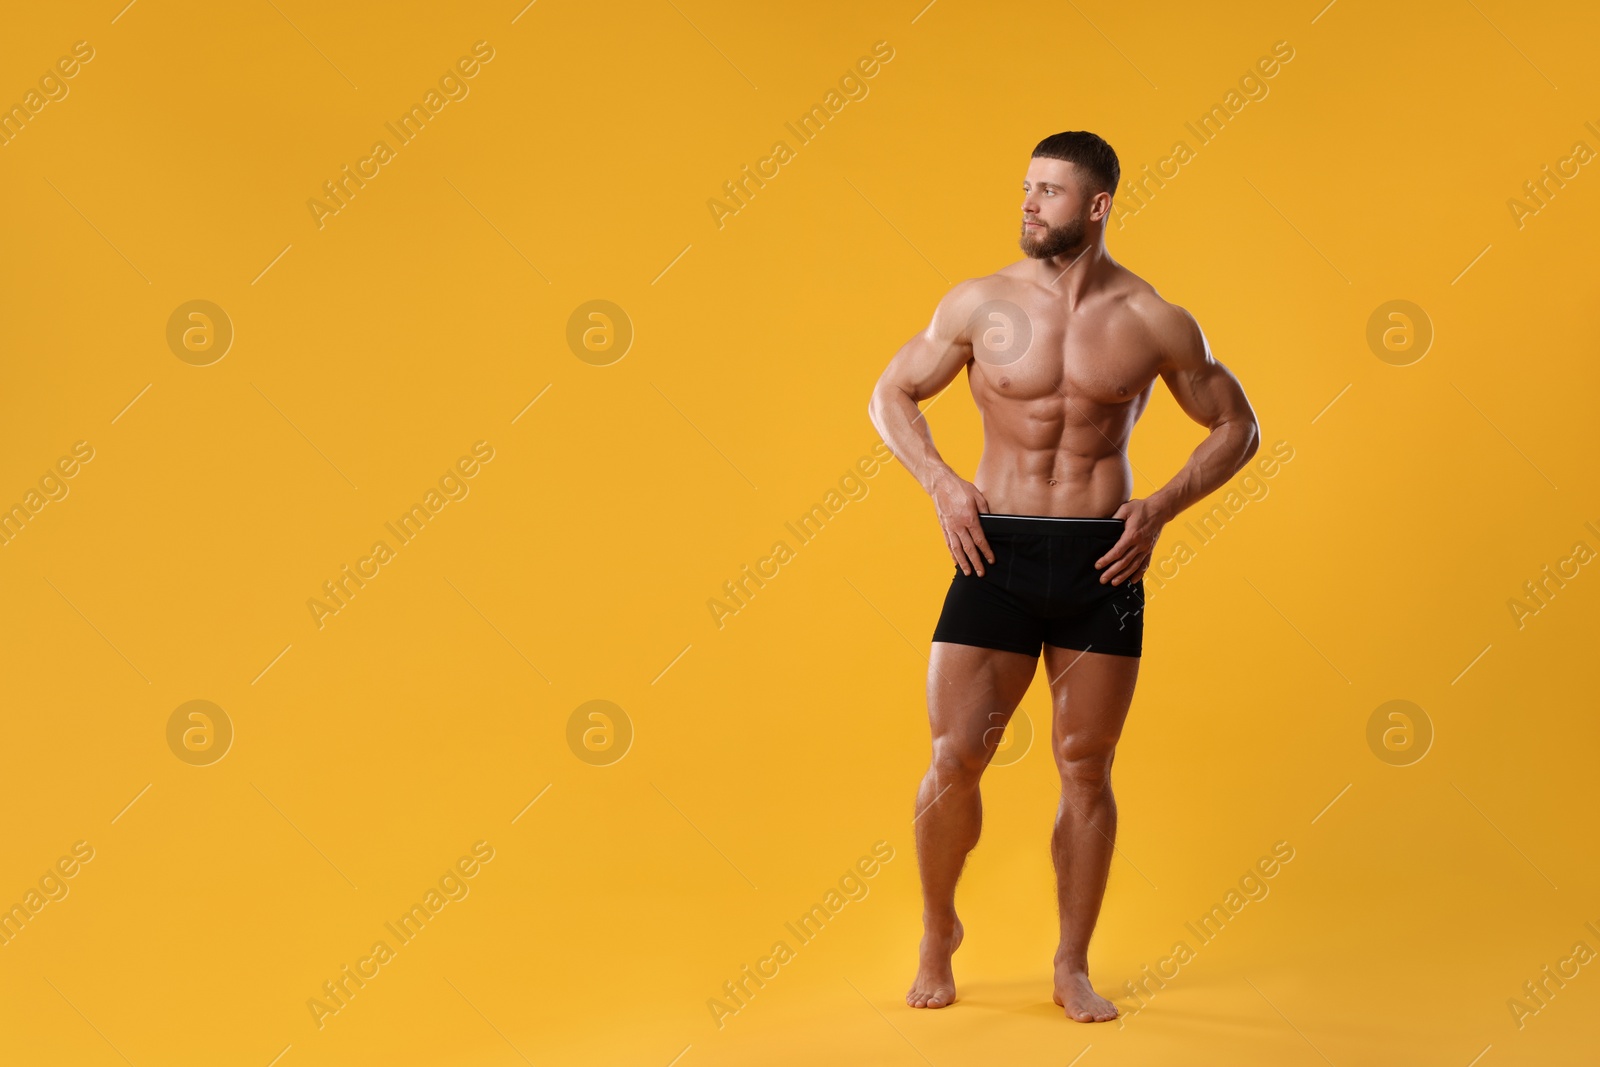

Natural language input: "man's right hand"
[931,471,995,577]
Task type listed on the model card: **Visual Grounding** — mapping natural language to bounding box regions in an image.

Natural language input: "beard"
[1019,213,1087,259]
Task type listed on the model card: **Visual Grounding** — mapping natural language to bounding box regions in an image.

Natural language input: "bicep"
[1158,310,1254,430]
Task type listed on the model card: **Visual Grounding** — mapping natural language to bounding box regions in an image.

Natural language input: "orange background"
[1,1,1597,1064]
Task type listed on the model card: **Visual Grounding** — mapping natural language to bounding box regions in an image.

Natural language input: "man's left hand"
[1095,498,1167,586]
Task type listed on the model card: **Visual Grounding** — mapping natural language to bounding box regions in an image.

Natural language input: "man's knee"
[930,738,990,785]
[1056,734,1116,789]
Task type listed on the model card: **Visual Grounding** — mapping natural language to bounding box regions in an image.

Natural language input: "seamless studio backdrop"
[1,2,1597,1065]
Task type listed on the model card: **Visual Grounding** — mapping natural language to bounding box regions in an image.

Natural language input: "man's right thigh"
[926,641,1040,766]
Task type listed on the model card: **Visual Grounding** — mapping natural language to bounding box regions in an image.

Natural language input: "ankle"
[1053,951,1088,973]
[922,912,959,937]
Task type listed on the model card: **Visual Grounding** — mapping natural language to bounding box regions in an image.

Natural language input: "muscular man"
[867,131,1260,1022]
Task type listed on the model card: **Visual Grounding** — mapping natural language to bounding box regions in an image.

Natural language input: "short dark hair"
[1031,131,1120,197]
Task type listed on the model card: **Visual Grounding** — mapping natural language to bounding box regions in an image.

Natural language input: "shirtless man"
[866,131,1261,1022]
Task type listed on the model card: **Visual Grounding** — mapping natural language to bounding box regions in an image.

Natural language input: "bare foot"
[1052,966,1118,1023]
[906,916,964,1008]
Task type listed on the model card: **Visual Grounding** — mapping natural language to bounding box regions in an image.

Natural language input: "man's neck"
[1027,240,1112,308]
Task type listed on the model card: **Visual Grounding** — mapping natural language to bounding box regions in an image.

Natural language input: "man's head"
[1020,131,1119,259]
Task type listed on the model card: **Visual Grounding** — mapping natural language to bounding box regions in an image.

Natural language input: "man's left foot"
[1052,966,1118,1023]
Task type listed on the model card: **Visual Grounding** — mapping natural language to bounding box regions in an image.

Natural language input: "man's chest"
[968,302,1162,406]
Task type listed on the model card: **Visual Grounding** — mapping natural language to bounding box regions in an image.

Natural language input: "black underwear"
[931,513,1145,658]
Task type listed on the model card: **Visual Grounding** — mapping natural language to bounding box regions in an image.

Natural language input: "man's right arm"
[867,280,996,577]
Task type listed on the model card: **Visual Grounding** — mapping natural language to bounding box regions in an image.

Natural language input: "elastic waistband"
[978,512,1125,536]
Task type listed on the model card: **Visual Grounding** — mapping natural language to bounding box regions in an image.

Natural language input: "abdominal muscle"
[969,402,1138,518]
[974,448,1132,518]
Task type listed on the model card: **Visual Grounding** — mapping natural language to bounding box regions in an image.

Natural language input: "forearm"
[1147,415,1260,523]
[868,383,957,495]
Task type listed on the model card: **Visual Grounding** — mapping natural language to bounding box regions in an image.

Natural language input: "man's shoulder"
[1113,283,1208,374]
[926,270,1023,335]
[939,264,1060,316]
[947,267,1025,302]
[1111,271,1198,347]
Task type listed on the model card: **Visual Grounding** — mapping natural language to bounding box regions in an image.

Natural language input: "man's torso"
[962,260,1170,518]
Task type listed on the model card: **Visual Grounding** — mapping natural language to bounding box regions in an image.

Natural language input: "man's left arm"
[1096,303,1261,586]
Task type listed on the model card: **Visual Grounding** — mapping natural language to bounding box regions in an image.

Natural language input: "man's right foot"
[906,917,964,1008]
